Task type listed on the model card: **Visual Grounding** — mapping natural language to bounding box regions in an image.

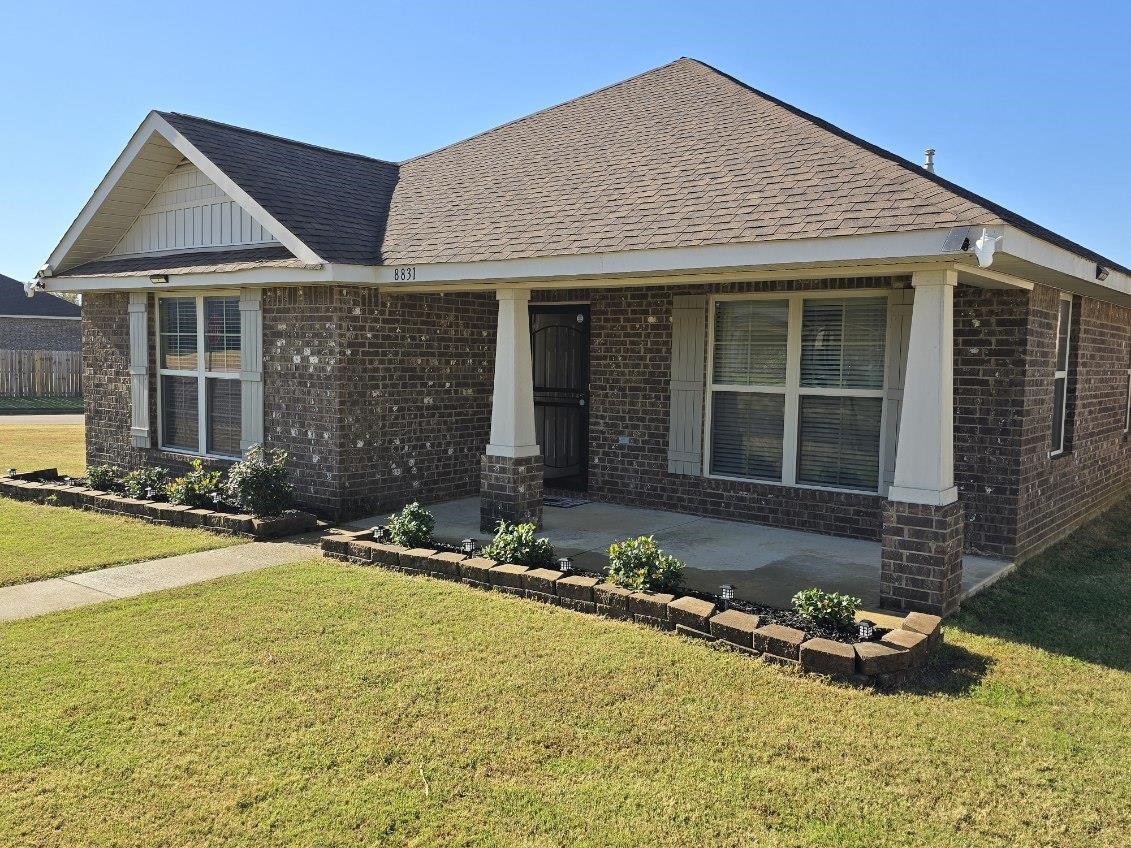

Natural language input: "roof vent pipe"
[923,148,936,173]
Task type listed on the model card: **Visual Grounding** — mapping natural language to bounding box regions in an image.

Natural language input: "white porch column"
[888,269,958,506]
[486,287,540,458]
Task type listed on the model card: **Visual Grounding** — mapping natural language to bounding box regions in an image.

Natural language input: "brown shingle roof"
[381,58,1001,265]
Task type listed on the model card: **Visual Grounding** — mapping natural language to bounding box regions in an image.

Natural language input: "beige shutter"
[239,288,264,454]
[128,292,150,448]
[668,294,707,475]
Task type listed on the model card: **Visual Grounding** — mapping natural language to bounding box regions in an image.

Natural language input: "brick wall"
[536,278,900,541]
[0,316,82,351]
[1014,285,1131,559]
[83,286,495,519]
[952,285,1029,557]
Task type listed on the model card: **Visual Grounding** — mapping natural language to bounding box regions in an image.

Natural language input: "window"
[707,293,888,492]
[1050,294,1073,456]
[158,294,242,457]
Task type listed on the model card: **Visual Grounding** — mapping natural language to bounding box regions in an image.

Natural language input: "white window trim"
[1124,327,1130,434]
[702,288,893,496]
[1050,292,1073,457]
[155,290,243,460]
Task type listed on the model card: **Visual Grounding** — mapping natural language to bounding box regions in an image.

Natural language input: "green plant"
[386,502,436,548]
[166,460,226,509]
[225,445,293,517]
[606,535,683,591]
[122,467,169,501]
[791,588,861,628]
[480,521,554,567]
[87,464,126,493]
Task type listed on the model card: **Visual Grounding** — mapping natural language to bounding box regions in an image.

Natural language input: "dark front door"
[530,305,590,489]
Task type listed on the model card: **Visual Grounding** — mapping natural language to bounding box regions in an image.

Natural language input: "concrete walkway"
[0,413,85,425]
[0,539,317,624]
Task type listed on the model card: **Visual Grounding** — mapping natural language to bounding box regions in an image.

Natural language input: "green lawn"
[0,498,239,586]
[0,501,1128,847]
[0,419,86,477]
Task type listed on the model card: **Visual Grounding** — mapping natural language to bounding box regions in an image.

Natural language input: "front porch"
[348,495,1013,617]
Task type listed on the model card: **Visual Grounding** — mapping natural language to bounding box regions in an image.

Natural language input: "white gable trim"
[44,112,321,275]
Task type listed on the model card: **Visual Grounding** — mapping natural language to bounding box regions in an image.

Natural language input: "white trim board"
[44,112,322,275]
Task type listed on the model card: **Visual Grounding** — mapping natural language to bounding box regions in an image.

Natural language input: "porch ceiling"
[347,496,1012,616]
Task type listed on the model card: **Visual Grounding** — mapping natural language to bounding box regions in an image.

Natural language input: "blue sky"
[2,1,1128,281]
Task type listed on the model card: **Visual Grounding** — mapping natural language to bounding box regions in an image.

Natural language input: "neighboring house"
[0,273,81,351]
[31,58,1131,615]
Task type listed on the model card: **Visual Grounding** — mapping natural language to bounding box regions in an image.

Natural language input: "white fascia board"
[41,262,376,293]
[1000,224,1131,301]
[44,112,323,276]
[375,228,976,287]
[149,113,322,265]
[46,114,166,273]
[0,314,81,320]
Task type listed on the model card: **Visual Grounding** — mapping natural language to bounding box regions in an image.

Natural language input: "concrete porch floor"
[348,496,1013,615]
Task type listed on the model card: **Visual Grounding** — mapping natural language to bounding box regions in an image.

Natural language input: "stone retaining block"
[629,591,675,629]
[667,596,716,638]
[594,584,633,620]
[401,548,440,574]
[428,551,467,579]
[800,638,857,677]
[752,623,807,661]
[522,568,563,602]
[460,557,496,589]
[490,564,530,595]
[709,609,761,651]
[556,575,599,613]
[855,641,912,676]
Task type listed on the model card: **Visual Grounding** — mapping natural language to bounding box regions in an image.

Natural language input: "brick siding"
[1014,285,1131,559]
[0,316,82,351]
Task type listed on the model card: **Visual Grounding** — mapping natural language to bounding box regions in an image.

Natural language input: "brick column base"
[480,454,543,532]
[881,500,964,615]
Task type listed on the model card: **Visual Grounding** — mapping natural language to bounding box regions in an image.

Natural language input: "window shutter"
[128,292,151,448]
[668,294,706,475]
[239,288,264,454]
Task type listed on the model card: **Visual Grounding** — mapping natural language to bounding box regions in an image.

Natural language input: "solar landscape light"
[719,584,735,609]
[857,619,876,641]
[557,556,573,573]
[461,538,478,555]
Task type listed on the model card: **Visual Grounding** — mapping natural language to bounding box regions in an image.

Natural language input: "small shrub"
[166,459,226,508]
[386,502,436,548]
[122,467,169,501]
[225,445,293,516]
[87,464,126,493]
[606,535,683,591]
[791,588,861,628]
[480,521,554,567]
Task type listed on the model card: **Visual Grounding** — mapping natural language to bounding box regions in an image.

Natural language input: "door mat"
[544,495,593,509]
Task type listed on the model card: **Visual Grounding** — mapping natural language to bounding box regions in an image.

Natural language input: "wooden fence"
[0,350,83,398]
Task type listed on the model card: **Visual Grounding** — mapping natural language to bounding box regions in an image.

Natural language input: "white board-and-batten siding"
[110,162,278,256]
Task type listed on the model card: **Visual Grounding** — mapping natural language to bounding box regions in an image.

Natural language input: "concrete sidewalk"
[0,539,317,624]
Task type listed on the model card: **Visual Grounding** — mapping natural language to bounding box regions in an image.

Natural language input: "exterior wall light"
[461,538,478,555]
[557,556,573,573]
[1096,265,1110,281]
[149,274,169,284]
[857,619,876,641]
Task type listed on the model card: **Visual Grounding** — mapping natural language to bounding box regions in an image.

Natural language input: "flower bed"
[0,468,317,541]
[321,527,942,688]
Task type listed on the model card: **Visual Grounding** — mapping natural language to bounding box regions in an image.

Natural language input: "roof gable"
[0,274,80,317]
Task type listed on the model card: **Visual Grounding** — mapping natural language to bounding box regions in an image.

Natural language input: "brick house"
[32,59,1131,615]
[0,273,80,352]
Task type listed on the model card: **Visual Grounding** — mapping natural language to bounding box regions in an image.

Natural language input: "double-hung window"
[157,293,242,458]
[707,293,888,493]
[1050,293,1073,456]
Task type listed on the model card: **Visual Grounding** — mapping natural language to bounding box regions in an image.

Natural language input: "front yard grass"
[0,498,239,586]
[0,419,85,477]
[0,499,1127,847]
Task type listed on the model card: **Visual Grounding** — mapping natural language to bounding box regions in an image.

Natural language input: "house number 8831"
[392,267,417,282]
